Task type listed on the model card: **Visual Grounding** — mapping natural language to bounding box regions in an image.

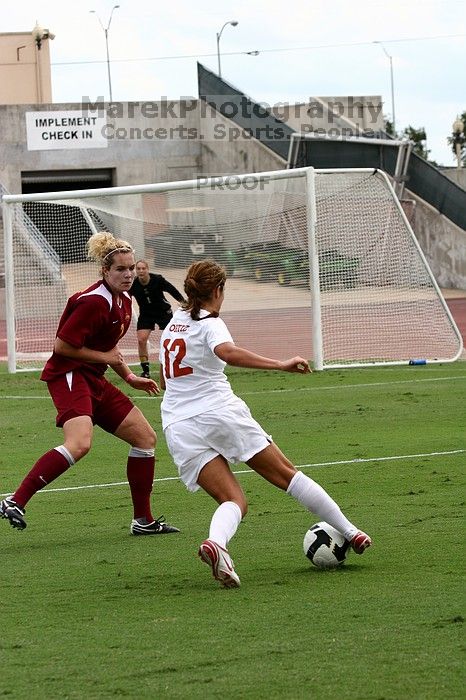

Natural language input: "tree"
[447,111,466,166]
[383,117,433,162]
[400,126,431,160]
[384,118,396,138]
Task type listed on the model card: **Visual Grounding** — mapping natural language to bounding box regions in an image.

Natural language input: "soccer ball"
[303,521,350,569]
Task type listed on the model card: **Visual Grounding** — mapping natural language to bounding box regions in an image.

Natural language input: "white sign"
[26,111,108,150]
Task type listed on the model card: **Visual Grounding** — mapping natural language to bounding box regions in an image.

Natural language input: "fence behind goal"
[2,167,463,372]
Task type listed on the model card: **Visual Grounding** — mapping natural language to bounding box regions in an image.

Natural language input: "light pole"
[216,20,238,78]
[452,116,464,171]
[374,41,395,133]
[90,5,120,102]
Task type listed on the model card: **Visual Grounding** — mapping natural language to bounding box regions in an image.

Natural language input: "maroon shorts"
[46,370,134,434]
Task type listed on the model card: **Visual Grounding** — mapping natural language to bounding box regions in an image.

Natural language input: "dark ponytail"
[182,260,226,320]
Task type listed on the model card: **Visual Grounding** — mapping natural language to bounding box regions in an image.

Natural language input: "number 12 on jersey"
[162,338,194,378]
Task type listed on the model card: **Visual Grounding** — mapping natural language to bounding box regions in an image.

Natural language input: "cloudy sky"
[4,0,466,165]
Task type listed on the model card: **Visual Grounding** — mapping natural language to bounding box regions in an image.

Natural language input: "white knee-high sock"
[209,501,242,549]
[287,471,357,540]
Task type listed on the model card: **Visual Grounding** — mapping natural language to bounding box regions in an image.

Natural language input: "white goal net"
[2,167,462,372]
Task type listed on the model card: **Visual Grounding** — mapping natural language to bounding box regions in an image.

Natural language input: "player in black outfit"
[130,260,184,377]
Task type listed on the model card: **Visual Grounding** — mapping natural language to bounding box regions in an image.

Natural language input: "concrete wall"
[0,99,286,191]
[439,167,466,190]
[406,191,466,289]
[0,101,203,194]
[281,96,384,137]
[198,107,286,175]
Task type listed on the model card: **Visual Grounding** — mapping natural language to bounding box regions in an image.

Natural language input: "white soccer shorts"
[164,396,272,492]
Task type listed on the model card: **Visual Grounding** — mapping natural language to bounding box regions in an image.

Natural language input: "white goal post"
[2,167,463,373]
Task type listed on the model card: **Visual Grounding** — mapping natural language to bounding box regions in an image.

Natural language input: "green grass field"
[0,363,465,699]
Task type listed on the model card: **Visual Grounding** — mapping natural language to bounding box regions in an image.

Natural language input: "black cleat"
[140,371,151,379]
[130,515,180,535]
[0,497,27,530]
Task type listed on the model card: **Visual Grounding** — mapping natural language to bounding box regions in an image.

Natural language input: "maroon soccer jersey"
[41,280,132,381]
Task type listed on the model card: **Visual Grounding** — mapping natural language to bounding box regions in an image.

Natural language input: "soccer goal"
[2,167,463,372]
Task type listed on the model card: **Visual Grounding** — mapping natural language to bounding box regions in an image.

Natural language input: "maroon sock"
[127,455,155,521]
[14,449,71,508]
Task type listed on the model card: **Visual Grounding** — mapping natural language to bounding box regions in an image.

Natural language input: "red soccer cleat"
[198,539,241,588]
[350,531,372,554]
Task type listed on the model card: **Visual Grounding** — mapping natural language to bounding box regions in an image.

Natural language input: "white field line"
[1,449,464,498]
[1,373,466,401]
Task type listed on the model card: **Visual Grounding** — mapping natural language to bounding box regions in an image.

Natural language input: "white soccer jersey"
[159,308,236,428]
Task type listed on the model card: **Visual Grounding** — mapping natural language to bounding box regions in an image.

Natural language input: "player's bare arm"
[122,374,160,396]
[54,338,159,395]
[111,362,160,396]
[54,337,123,365]
[214,342,311,374]
[159,365,166,391]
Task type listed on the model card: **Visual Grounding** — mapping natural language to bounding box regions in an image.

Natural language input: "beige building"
[0,26,53,104]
